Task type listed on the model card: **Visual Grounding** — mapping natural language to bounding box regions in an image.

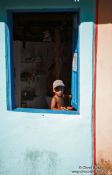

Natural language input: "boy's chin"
[57,94,63,97]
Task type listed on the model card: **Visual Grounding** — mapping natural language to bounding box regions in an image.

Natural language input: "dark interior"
[13,12,75,109]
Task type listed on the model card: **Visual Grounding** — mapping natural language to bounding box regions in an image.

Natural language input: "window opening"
[11,12,79,111]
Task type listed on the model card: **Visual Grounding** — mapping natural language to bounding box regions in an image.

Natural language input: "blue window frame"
[6,9,80,115]
[71,15,79,111]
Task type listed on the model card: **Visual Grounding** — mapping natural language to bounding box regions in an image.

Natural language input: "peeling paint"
[24,150,58,175]
[0,159,8,175]
[96,158,112,175]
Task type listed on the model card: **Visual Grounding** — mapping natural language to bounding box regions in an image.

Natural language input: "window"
[7,10,79,114]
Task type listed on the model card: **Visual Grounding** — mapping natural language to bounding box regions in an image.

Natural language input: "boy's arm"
[63,94,72,98]
[51,97,57,110]
[68,94,72,99]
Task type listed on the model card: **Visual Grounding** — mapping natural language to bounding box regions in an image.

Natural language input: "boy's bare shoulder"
[51,96,57,102]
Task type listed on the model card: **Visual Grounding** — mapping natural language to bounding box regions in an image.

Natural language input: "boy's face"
[54,86,64,97]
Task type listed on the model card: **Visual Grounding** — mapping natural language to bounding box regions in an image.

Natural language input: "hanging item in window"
[73,52,77,72]
[43,30,52,42]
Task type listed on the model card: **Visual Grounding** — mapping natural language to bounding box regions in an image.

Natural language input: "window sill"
[12,108,79,115]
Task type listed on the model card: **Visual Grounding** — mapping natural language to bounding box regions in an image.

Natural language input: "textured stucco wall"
[96,0,112,162]
[0,0,95,175]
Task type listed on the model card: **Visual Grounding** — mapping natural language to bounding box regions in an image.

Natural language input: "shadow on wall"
[0,0,111,25]
[98,0,112,24]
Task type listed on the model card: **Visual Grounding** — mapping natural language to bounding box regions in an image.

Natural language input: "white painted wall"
[96,0,112,162]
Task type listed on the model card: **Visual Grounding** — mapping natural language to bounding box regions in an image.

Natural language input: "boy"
[50,80,73,110]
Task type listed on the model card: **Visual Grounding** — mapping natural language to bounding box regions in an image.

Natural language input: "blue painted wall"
[0,0,95,174]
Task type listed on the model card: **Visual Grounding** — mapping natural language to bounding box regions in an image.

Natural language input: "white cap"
[53,80,65,90]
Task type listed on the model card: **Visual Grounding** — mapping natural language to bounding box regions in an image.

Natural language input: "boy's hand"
[66,106,74,110]
[60,106,67,110]
[69,95,72,98]
[60,106,74,110]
